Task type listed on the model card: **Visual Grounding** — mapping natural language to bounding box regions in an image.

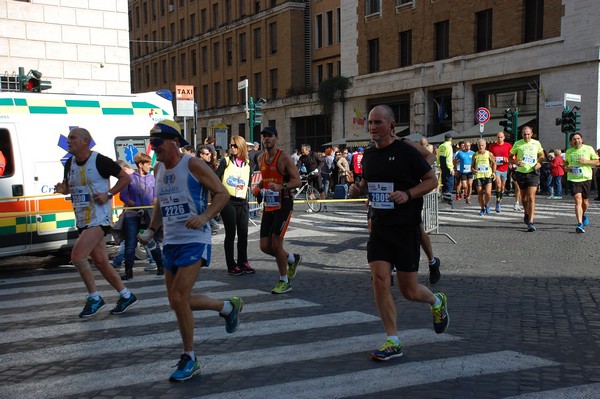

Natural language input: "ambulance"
[0,90,174,259]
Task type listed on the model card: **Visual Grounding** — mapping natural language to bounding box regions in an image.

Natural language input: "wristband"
[404,190,412,202]
[106,192,113,199]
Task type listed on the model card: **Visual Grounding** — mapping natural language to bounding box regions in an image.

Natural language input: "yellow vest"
[474,151,492,179]
[221,157,250,199]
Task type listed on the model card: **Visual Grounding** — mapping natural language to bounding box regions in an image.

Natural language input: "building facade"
[129,0,600,152]
[0,0,131,95]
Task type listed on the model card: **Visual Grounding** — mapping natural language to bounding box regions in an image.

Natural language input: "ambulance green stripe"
[102,108,134,115]
[65,100,101,108]
[29,106,68,114]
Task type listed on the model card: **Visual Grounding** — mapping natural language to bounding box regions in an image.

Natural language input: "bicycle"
[292,174,322,213]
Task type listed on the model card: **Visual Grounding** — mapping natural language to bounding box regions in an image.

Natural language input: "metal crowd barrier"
[422,189,456,243]
[247,172,263,227]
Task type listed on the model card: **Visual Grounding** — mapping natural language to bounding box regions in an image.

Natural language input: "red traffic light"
[24,77,40,91]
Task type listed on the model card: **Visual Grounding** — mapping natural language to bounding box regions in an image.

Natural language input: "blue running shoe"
[576,224,585,234]
[79,296,106,318]
[495,202,501,213]
[527,223,536,232]
[169,354,200,382]
[485,205,491,215]
[371,338,403,361]
[479,209,485,216]
[221,296,244,333]
[431,292,449,334]
[583,214,589,226]
[110,293,138,315]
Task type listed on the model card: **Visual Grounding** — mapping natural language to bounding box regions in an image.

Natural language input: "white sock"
[88,291,100,301]
[119,288,131,299]
[220,301,233,316]
[428,258,436,266]
[432,295,441,308]
[185,351,195,361]
[280,275,289,283]
[388,336,399,345]
[287,253,295,264]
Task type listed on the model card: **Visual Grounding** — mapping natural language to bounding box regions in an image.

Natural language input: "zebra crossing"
[0,264,565,399]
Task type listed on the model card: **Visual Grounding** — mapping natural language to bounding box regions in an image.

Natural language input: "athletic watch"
[106,192,113,199]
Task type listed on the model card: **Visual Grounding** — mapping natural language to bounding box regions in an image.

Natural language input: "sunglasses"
[150,138,165,147]
[230,144,238,148]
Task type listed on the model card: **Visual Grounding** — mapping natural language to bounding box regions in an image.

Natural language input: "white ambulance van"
[0,90,174,259]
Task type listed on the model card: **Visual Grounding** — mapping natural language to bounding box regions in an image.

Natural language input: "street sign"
[175,84,194,117]
[475,107,491,124]
[565,93,581,102]
[545,100,563,108]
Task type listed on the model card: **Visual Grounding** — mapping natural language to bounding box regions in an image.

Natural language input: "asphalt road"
[0,195,599,398]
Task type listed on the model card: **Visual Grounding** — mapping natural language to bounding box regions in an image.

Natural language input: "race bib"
[264,189,280,208]
[71,186,90,209]
[495,156,504,165]
[368,182,394,209]
[477,164,489,173]
[522,154,536,165]
[571,166,583,176]
[462,165,471,173]
[159,192,191,222]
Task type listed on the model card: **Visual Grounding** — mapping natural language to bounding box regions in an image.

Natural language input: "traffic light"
[18,69,52,92]
[253,98,265,128]
[499,108,514,135]
[571,106,581,132]
[248,96,255,128]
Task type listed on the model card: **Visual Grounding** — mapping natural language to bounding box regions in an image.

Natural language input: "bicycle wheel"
[305,184,322,213]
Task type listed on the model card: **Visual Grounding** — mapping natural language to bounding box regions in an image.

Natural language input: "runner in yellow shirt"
[509,126,544,232]
[471,139,496,216]
[564,132,600,233]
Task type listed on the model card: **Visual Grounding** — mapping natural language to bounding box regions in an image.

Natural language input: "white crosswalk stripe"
[0,257,569,398]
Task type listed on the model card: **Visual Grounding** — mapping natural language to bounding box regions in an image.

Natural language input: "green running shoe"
[221,296,244,333]
[271,280,292,294]
[287,253,301,280]
[431,292,449,334]
[169,354,200,382]
[371,338,403,361]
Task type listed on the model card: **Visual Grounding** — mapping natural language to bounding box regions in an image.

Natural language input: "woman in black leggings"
[216,135,254,275]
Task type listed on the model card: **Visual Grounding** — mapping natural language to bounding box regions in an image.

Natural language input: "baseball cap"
[358,147,364,152]
[260,126,278,137]
[444,132,454,140]
[150,120,189,146]
[253,141,259,146]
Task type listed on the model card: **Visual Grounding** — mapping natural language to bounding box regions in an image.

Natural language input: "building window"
[202,46,208,72]
[226,79,233,105]
[239,75,246,103]
[180,53,186,78]
[160,0,165,17]
[368,38,379,73]
[213,41,220,70]
[145,65,150,87]
[143,2,148,24]
[254,72,262,98]
[435,20,449,60]
[151,0,157,20]
[200,9,206,33]
[144,34,149,54]
[239,0,245,17]
[179,18,185,41]
[170,56,176,80]
[160,27,166,49]
[226,38,233,66]
[255,0,260,13]
[170,22,175,43]
[316,14,322,48]
[270,68,278,99]
[225,0,232,24]
[269,22,277,54]
[214,82,220,108]
[239,123,246,140]
[336,8,341,43]
[153,62,158,85]
[524,0,544,43]
[317,64,323,84]
[202,85,208,109]
[161,59,167,83]
[240,33,247,62]
[212,3,219,29]
[152,31,157,51]
[254,28,262,58]
[397,0,413,5]
[326,11,333,46]
[399,30,412,67]
[476,9,492,52]
[366,0,381,15]
[190,13,196,37]
[191,50,197,76]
